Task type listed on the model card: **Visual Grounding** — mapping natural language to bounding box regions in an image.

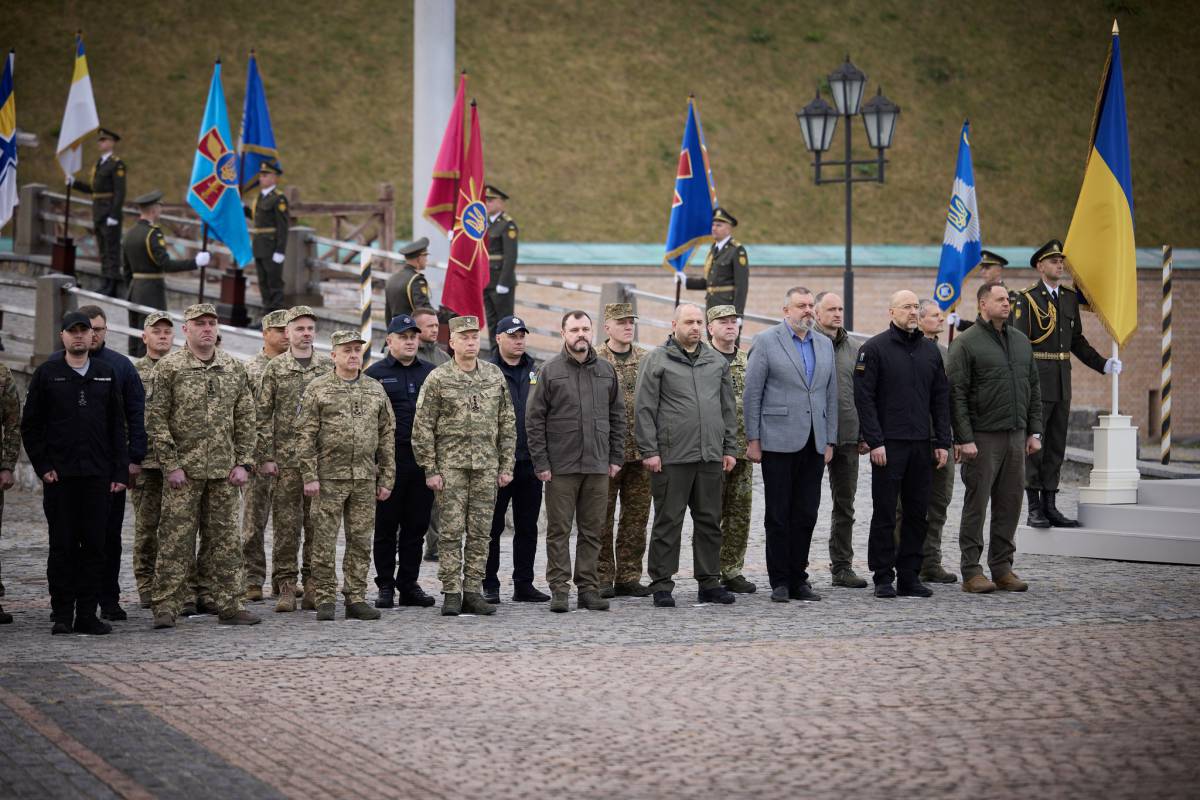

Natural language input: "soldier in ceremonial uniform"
[70,128,126,297]
[121,190,210,356]
[246,161,290,312]
[1011,239,1120,528]
[483,185,518,350]
[683,207,749,325]
[385,238,433,322]
[947,250,1010,332]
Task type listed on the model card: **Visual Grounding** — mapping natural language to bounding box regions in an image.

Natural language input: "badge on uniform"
[507,228,517,239]
[278,199,287,212]
[529,370,538,385]
[738,254,747,266]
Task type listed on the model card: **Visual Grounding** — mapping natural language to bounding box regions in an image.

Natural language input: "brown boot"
[993,572,1029,592]
[275,582,297,612]
[962,574,996,594]
[301,586,317,611]
[244,585,263,602]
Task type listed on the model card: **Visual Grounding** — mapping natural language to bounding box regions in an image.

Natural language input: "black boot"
[1042,490,1080,528]
[1026,489,1050,528]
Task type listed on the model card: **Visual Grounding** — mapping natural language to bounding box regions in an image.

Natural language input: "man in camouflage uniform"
[413,306,448,562]
[707,306,756,593]
[596,303,652,598]
[297,331,396,621]
[146,304,260,629]
[70,128,126,296]
[385,238,433,322]
[412,316,516,617]
[683,207,749,323]
[256,306,332,612]
[241,309,289,600]
[483,185,518,350]
[245,161,290,312]
[0,362,20,624]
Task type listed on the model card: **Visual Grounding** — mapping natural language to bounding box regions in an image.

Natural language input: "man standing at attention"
[483,185,519,351]
[246,161,289,312]
[385,238,433,322]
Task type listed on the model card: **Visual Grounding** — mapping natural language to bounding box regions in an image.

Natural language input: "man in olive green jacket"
[948,283,1043,595]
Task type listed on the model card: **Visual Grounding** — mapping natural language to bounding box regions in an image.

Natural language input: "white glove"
[1104,357,1123,375]
[106,216,120,227]
[65,175,74,187]
[736,317,743,328]
[673,271,685,285]
[195,251,211,267]
[272,252,285,264]
[495,284,511,295]
[947,311,960,326]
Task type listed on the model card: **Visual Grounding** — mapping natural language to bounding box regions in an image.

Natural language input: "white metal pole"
[413,0,455,285]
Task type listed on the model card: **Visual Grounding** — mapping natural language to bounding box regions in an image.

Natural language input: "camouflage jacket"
[146,347,255,478]
[256,350,333,467]
[596,340,646,463]
[0,364,21,471]
[132,355,164,469]
[245,349,276,395]
[721,348,749,457]
[296,372,396,487]
[412,359,516,476]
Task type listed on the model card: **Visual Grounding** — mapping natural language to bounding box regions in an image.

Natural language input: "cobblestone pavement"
[1,464,1198,799]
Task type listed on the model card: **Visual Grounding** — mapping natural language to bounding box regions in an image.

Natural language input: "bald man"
[853,290,952,599]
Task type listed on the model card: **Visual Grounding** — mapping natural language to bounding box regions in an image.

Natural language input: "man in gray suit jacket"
[744,286,838,603]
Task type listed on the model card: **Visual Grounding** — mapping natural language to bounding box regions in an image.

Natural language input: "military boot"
[316,603,336,621]
[614,581,653,597]
[441,593,462,616]
[1025,489,1051,528]
[513,583,550,602]
[962,574,996,594]
[374,586,395,609]
[920,565,958,584]
[275,582,297,613]
[300,586,317,611]
[598,584,615,599]
[481,587,501,604]
[993,572,1029,592]
[722,575,758,593]
[399,583,436,608]
[73,616,112,635]
[832,569,868,589]
[549,592,569,613]
[152,611,176,629]
[577,591,610,611]
[698,586,736,604]
[244,585,263,602]
[461,592,497,615]
[180,600,198,617]
[346,601,381,621]
[1042,491,1079,528]
[218,610,262,625]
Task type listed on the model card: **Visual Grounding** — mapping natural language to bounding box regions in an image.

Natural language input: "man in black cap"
[683,207,749,323]
[68,128,127,297]
[21,312,129,635]
[1011,239,1119,527]
[385,237,433,322]
[122,190,210,355]
[484,185,518,350]
[245,161,289,311]
[364,314,438,609]
[947,250,1011,332]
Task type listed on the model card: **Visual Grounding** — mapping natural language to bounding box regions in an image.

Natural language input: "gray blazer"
[744,322,838,453]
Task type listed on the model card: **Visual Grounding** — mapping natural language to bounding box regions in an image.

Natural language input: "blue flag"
[188,61,253,267]
[933,121,982,311]
[662,98,717,271]
[237,52,279,191]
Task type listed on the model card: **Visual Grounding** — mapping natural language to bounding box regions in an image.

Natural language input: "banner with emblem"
[662,96,718,272]
[237,50,279,192]
[0,51,16,231]
[423,73,467,236]
[55,34,100,178]
[440,100,489,321]
[933,120,982,312]
[187,60,253,267]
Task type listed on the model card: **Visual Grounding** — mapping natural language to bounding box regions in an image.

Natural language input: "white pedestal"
[1076,414,1140,505]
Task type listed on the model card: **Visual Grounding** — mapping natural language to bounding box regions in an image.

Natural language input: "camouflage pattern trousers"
[272,468,315,590]
[719,458,754,580]
[152,478,244,618]
[436,467,498,595]
[131,468,163,599]
[311,479,376,606]
[598,460,650,586]
[240,472,274,591]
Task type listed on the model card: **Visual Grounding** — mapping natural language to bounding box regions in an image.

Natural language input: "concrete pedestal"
[1076,414,1140,505]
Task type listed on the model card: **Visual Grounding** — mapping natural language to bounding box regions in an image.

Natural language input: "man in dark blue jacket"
[22,312,129,635]
[365,315,437,609]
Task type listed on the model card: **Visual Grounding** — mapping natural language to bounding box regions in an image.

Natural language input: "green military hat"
[604,303,637,321]
[712,207,738,227]
[143,311,173,329]
[400,237,430,257]
[448,315,480,334]
[98,127,121,142]
[484,184,509,200]
[330,330,367,347]
[184,303,218,320]
[260,309,289,330]
[259,161,283,175]
[1030,239,1066,267]
[134,190,164,207]
[285,305,316,324]
[706,304,738,323]
[978,249,1009,268]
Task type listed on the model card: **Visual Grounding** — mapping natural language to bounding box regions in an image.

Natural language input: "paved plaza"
[1,464,1198,799]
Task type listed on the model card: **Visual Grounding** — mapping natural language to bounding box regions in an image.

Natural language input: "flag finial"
[1112,19,1119,34]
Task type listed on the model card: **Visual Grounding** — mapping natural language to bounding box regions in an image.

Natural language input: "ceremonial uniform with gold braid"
[685,238,749,317]
[484,211,518,347]
[121,218,198,355]
[384,263,431,322]
[247,186,290,312]
[74,153,127,295]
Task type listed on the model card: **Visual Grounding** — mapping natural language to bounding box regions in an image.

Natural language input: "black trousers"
[484,459,541,591]
[95,216,123,295]
[99,488,126,608]
[255,256,285,312]
[761,433,825,589]
[1026,398,1069,491]
[867,439,932,584]
[373,452,434,590]
[44,477,110,622]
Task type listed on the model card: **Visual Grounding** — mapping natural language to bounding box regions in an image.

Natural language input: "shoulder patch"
[507,228,517,239]
[116,167,126,177]
[277,199,287,212]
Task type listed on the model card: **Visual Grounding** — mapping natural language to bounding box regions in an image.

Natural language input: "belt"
[1033,351,1070,361]
[91,192,113,198]
[248,227,274,234]
[488,254,503,261]
[131,273,165,280]
[706,284,735,293]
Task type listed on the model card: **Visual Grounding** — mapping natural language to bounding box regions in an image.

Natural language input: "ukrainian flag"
[1,51,17,231]
[54,34,100,178]
[1064,21,1136,346]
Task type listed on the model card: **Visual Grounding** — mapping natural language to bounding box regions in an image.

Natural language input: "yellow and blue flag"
[54,34,99,177]
[1065,21,1136,346]
[662,97,717,271]
[188,61,253,267]
[933,121,982,311]
[237,51,279,192]
[0,51,17,231]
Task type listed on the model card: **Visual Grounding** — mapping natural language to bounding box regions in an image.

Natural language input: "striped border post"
[1161,244,1172,465]
[360,248,373,366]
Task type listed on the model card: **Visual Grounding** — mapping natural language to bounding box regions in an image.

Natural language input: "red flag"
[441,101,489,320]
[422,73,467,235]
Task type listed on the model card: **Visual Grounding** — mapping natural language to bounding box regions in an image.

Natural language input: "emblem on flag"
[190,128,238,211]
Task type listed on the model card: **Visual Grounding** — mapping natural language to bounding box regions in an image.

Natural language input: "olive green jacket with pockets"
[634,337,737,465]
[947,317,1043,443]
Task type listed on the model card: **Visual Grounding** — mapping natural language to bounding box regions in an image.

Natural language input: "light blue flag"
[237,51,279,191]
[933,121,981,311]
[188,61,253,267]
[662,97,717,271]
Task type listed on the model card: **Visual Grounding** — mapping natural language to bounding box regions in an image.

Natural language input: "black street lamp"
[796,55,899,330]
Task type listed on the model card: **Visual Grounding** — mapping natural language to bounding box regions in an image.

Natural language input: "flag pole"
[674,272,681,309]
[1111,341,1119,415]
[199,223,209,303]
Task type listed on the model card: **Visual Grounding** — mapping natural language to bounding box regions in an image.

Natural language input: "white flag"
[55,35,99,177]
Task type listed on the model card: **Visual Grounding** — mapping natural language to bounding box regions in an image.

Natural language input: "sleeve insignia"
[116,167,126,177]
[278,199,287,212]
[738,254,747,267]
[507,228,517,239]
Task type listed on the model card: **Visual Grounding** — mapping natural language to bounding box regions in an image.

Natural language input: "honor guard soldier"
[246,161,290,312]
[683,207,749,323]
[385,237,433,322]
[484,185,518,349]
[1011,239,1120,528]
[948,250,1010,332]
[70,128,127,297]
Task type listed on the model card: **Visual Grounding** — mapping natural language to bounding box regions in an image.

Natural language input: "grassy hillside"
[5,0,1198,247]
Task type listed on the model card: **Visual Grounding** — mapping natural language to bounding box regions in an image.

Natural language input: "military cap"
[184,303,219,320]
[495,315,528,335]
[134,190,164,207]
[387,314,419,335]
[448,315,480,334]
[484,184,509,201]
[285,305,317,324]
[706,304,738,323]
[712,207,738,227]
[978,249,1009,268]
[61,310,93,331]
[259,161,283,175]
[400,237,430,257]
[97,127,121,142]
[604,303,638,321]
[330,330,367,347]
[1030,239,1066,267]
[143,311,173,329]
[260,309,289,330]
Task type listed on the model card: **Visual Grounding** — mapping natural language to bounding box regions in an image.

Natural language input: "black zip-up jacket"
[365,354,435,461]
[854,323,951,450]
[21,356,129,482]
[51,342,146,464]
[489,350,538,462]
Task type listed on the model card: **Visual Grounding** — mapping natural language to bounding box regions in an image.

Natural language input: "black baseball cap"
[61,311,93,331]
[387,314,419,335]
[495,315,529,335]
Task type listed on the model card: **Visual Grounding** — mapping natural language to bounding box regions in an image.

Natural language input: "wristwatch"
[1031,434,1042,440]
[240,463,254,472]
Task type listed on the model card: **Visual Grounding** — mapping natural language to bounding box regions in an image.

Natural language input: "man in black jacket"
[854,290,951,599]
[22,312,129,635]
